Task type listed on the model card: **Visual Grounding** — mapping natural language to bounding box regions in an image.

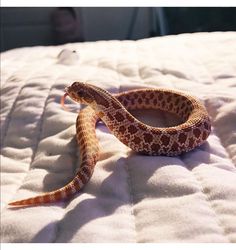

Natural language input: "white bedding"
[1,32,236,243]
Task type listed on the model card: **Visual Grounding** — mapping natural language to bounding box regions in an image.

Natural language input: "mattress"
[1,32,236,243]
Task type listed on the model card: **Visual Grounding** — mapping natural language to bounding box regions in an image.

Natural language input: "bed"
[1,32,236,243]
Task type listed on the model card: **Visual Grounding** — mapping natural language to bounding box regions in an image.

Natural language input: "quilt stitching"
[116,43,137,242]
[52,56,103,243]
[214,132,236,169]
[1,52,33,89]
[1,33,236,242]
[198,45,236,168]
[192,169,231,242]
[209,109,236,169]
[194,136,236,172]
[1,84,25,149]
[180,157,230,242]
[25,62,79,241]
[1,77,54,211]
[51,160,80,242]
[6,59,72,207]
[6,85,53,206]
[123,157,137,242]
[1,59,54,149]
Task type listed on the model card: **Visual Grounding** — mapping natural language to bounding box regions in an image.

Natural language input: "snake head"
[65,81,119,112]
[66,82,95,105]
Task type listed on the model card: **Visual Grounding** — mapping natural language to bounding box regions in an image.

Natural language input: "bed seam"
[180,156,231,242]
[123,157,137,243]
[52,50,102,243]
[194,41,236,167]
[1,58,64,213]
[4,64,71,240]
[117,42,137,243]
[0,84,25,149]
[174,41,232,241]
[192,170,231,242]
[207,116,236,169]
[35,77,73,242]
[5,85,53,207]
[1,60,55,149]
[1,51,35,88]
[1,80,53,211]
[51,147,78,243]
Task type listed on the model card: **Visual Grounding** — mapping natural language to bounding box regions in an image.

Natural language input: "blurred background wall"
[1,7,236,52]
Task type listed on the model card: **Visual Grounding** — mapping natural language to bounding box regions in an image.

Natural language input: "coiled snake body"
[9,82,211,206]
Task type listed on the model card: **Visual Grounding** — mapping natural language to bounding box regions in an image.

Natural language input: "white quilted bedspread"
[1,32,236,243]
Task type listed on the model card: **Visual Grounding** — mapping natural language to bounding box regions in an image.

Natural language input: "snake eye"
[76,89,93,104]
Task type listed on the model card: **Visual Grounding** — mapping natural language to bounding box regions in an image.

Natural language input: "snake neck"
[81,85,126,121]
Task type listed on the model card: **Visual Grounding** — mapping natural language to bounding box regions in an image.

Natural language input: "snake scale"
[9,82,211,206]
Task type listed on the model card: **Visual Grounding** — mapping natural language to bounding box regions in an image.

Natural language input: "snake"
[8,82,211,206]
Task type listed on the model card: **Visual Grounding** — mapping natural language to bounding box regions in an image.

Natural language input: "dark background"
[1,7,236,52]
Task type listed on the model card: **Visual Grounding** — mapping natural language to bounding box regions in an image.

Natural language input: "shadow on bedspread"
[29,141,211,243]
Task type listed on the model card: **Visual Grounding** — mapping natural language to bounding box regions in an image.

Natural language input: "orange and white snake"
[9,82,211,206]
